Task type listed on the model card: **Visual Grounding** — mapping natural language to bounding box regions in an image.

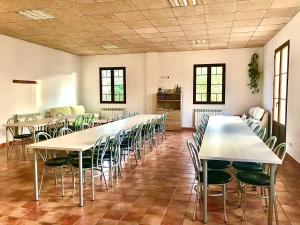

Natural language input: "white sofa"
[48,105,99,118]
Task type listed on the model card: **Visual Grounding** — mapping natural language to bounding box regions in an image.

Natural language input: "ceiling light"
[102,42,118,49]
[168,0,199,7]
[17,9,55,20]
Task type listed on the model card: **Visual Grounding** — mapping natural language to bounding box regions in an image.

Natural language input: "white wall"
[80,48,263,127]
[80,54,147,114]
[263,12,300,162]
[0,34,80,143]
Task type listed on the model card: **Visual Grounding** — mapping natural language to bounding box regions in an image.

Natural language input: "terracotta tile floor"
[0,130,300,225]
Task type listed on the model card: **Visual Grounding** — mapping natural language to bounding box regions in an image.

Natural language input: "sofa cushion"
[49,106,72,116]
[70,105,85,115]
[253,107,265,120]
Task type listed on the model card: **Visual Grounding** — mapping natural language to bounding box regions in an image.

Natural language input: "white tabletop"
[199,116,282,165]
[27,114,160,152]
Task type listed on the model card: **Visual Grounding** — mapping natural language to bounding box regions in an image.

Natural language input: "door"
[272,41,289,143]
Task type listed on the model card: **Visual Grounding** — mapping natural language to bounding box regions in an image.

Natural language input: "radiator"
[100,108,126,120]
[194,108,222,127]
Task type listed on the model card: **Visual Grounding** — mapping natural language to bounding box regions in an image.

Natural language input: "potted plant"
[248,53,262,94]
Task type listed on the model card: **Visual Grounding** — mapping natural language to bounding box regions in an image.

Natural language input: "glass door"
[272,41,289,143]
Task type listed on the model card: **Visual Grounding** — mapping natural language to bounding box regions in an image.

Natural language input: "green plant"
[248,53,262,94]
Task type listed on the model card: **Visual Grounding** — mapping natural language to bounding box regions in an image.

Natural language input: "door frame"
[271,40,290,140]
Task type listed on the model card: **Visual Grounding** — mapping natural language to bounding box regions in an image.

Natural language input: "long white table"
[199,116,282,225]
[27,114,160,206]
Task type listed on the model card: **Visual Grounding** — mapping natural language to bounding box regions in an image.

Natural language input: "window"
[193,64,225,104]
[99,67,126,104]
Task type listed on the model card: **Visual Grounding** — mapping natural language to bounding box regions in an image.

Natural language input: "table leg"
[268,164,276,225]
[79,151,83,207]
[32,127,36,143]
[203,160,208,223]
[34,149,39,201]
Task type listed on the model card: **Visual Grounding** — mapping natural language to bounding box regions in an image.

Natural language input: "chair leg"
[91,167,95,201]
[102,166,108,190]
[274,194,279,225]
[193,191,198,220]
[60,167,64,197]
[242,184,247,221]
[72,167,76,196]
[223,184,228,223]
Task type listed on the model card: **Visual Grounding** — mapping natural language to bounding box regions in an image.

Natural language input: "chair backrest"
[257,127,266,141]
[110,129,125,162]
[92,135,111,167]
[192,132,202,151]
[265,136,277,150]
[59,127,74,136]
[7,118,19,136]
[55,112,65,117]
[253,124,262,134]
[186,140,201,181]
[45,116,67,137]
[35,132,53,162]
[195,125,205,137]
[124,124,138,149]
[74,115,85,131]
[25,115,37,121]
[272,143,287,176]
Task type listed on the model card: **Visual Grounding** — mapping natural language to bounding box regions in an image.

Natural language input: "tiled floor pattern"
[0,130,299,225]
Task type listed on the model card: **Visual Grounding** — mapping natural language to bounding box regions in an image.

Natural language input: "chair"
[236,143,287,223]
[45,117,67,137]
[71,135,111,199]
[103,130,125,186]
[120,124,140,166]
[186,140,232,222]
[36,132,73,197]
[142,120,155,152]
[69,115,85,132]
[6,118,32,159]
[253,124,262,135]
[257,127,267,141]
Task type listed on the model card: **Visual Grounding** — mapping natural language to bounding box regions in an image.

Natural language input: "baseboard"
[182,127,195,131]
[0,142,6,148]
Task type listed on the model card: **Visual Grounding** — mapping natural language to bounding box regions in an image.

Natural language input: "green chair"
[71,135,111,199]
[186,140,232,222]
[236,143,287,223]
[36,132,73,197]
[69,115,85,132]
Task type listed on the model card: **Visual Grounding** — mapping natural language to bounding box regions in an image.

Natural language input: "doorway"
[272,40,289,143]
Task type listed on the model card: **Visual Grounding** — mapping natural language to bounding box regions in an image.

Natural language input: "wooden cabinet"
[156,92,182,130]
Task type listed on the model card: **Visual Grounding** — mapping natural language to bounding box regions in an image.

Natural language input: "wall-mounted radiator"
[194,108,222,127]
[100,108,126,120]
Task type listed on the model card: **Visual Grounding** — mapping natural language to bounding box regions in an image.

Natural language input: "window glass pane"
[275,52,280,75]
[211,75,222,85]
[274,75,279,99]
[103,86,111,94]
[118,69,123,77]
[211,94,217,102]
[211,67,217,75]
[217,67,222,74]
[196,75,207,84]
[114,69,119,77]
[217,94,222,102]
[114,85,124,95]
[281,46,288,74]
[280,73,287,99]
[279,99,286,125]
[201,67,207,75]
[273,99,279,122]
[211,85,222,94]
[196,85,207,94]
[202,94,207,101]
[102,78,111,85]
[196,94,201,102]
[196,67,202,75]
[114,77,123,85]
[102,94,111,101]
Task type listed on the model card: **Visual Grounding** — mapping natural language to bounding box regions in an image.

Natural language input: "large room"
[0,0,299,224]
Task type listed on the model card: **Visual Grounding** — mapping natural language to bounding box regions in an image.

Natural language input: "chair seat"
[45,157,73,167]
[197,170,232,185]
[72,158,96,168]
[67,150,92,159]
[236,171,270,186]
[207,160,231,170]
[232,161,263,172]
[14,134,32,139]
